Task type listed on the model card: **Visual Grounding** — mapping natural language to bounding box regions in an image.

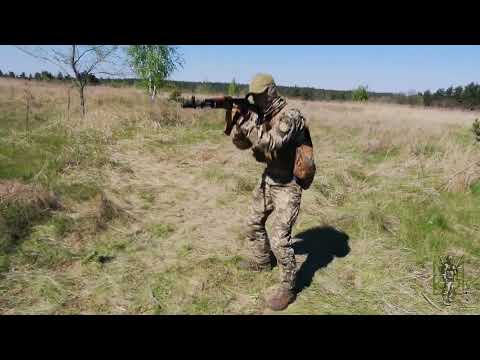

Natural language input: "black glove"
[252,148,267,163]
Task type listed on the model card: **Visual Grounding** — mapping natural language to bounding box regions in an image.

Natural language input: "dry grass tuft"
[0,181,61,210]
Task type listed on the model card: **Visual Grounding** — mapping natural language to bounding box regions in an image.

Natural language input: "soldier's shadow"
[291,226,351,293]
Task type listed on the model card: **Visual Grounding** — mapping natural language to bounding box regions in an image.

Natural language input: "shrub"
[352,86,369,102]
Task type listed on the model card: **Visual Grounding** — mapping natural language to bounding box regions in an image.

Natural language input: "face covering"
[247,85,287,121]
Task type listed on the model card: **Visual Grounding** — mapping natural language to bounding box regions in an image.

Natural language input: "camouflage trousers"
[245,173,302,291]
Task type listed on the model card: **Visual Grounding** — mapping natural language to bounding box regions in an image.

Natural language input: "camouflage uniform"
[232,105,307,291]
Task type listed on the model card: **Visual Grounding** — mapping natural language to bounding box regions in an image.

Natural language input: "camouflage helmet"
[249,73,276,94]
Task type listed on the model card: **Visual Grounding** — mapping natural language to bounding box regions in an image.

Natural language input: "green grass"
[0,100,78,183]
[469,181,480,195]
[145,117,224,152]
[177,243,194,258]
[203,166,228,182]
[411,142,444,157]
[233,175,256,194]
[54,181,101,202]
[347,167,369,182]
[4,272,78,314]
[0,101,56,135]
[140,190,156,210]
[203,167,255,196]
[111,119,139,140]
[364,146,401,164]
[149,223,175,239]
[0,125,108,191]
[19,229,78,269]
[151,270,177,314]
[34,276,69,307]
[453,127,476,146]
[50,213,75,237]
[0,94,110,274]
[383,192,480,263]
[139,190,155,204]
[108,159,134,174]
[177,126,223,146]
[149,255,274,314]
[197,114,225,132]
[0,129,69,182]
[79,230,137,267]
[0,197,51,255]
[0,254,10,273]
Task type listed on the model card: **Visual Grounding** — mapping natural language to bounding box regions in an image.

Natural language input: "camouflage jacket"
[232,104,307,184]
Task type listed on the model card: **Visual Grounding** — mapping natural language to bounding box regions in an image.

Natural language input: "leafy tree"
[41,71,53,80]
[352,85,369,102]
[57,72,64,80]
[423,90,432,106]
[292,85,301,98]
[463,82,477,106]
[34,72,41,80]
[0,70,3,77]
[8,71,15,78]
[127,45,183,101]
[434,88,445,98]
[445,86,453,97]
[301,88,314,101]
[453,86,463,100]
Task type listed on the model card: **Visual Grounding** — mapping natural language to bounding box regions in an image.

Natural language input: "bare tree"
[15,45,125,117]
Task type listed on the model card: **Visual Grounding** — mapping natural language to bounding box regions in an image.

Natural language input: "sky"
[1,45,479,94]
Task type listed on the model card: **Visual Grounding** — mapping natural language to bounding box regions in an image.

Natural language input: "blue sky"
[1,45,479,93]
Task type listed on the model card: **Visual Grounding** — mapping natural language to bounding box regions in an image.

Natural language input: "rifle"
[181,95,258,136]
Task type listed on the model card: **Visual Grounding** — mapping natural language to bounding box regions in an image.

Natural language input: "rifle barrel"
[181,96,199,108]
[181,96,256,112]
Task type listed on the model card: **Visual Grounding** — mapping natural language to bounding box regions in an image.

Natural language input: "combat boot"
[238,258,273,272]
[265,285,296,311]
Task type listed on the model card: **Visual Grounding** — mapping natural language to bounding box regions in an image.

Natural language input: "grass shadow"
[293,226,350,293]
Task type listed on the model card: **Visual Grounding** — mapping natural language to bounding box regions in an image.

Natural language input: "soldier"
[441,255,459,305]
[231,73,310,311]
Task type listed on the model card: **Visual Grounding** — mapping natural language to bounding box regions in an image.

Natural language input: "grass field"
[1,78,480,314]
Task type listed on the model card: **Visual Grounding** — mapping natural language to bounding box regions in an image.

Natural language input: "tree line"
[421,84,480,109]
[164,81,480,109]
[0,69,100,84]
[2,67,479,110]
